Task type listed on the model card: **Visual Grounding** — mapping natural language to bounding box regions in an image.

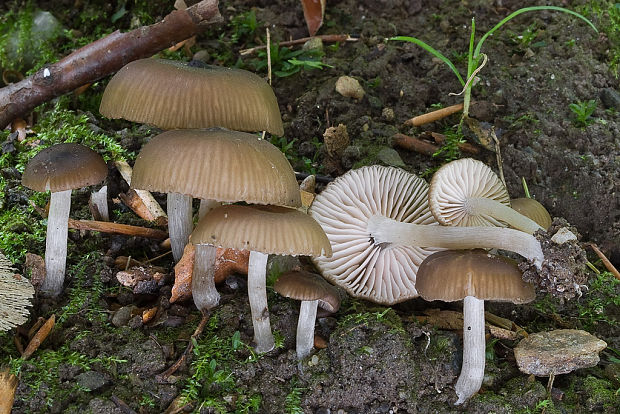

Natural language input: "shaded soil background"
[0,0,619,413]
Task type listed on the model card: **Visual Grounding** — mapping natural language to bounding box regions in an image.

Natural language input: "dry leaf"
[22,314,55,360]
[301,0,326,36]
[24,253,46,291]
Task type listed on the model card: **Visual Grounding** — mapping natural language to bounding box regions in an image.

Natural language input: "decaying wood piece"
[392,132,479,156]
[0,0,222,129]
[115,160,167,225]
[404,103,464,127]
[22,314,55,360]
[0,367,18,414]
[68,218,168,239]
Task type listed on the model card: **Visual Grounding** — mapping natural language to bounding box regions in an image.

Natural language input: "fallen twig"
[588,243,620,281]
[156,312,210,382]
[0,368,18,414]
[115,160,167,225]
[392,132,479,156]
[68,219,168,239]
[0,0,222,128]
[22,314,55,360]
[239,34,358,55]
[404,103,464,127]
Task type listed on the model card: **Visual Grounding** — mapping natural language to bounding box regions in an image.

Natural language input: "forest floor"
[0,0,619,413]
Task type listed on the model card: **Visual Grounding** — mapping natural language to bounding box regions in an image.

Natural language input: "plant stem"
[41,189,72,297]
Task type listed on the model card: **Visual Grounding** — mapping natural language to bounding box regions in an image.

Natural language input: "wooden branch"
[68,219,168,239]
[588,243,620,281]
[0,0,222,128]
[392,132,480,156]
[404,103,464,127]
[239,34,357,55]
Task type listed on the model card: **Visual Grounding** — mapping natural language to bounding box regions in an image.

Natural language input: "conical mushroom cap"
[191,205,332,257]
[22,143,107,192]
[274,270,341,313]
[309,165,441,305]
[131,128,301,207]
[100,58,284,135]
[415,249,536,303]
[429,158,510,227]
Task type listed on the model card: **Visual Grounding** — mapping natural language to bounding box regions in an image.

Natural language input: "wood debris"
[68,218,168,239]
[22,314,55,360]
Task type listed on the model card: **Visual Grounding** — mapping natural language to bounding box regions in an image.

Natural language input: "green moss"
[582,375,620,409]
[0,206,46,263]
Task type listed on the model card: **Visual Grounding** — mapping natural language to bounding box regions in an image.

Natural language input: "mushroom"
[510,198,552,230]
[99,58,283,135]
[513,329,607,391]
[309,165,442,305]
[191,204,331,352]
[0,253,34,330]
[22,143,107,297]
[130,128,301,262]
[429,158,542,234]
[273,270,340,360]
[415,249,536,405]
[309,165,542,306]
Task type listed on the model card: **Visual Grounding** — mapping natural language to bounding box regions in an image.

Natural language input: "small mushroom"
[273,270,340,360]
[429,158,542,234]
[415,249,536,405]
[22,143,107,297]
[510,198,552,230]
[192,205,331,353]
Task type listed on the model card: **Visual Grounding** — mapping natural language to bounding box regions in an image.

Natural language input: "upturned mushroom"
[273,270,340,360]
[22,143,107,297]
[428,158,542,234]
[510,198,552,230]
[191,204,331,352]
[415,249,536,405]
[100,58,284,135]
[0,253,34,330]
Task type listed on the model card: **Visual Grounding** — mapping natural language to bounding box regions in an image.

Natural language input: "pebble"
[335,76,365,100]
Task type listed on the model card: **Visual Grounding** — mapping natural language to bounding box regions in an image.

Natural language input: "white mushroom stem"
[466,198,542,234]
[367,215,544,269]
[455,295,486,405]
[167,192,193,262]
[248,251,274,353]
[41,189,72,297]
[198,198,221,220]
[296,300,319,361]
[191,244,220,311]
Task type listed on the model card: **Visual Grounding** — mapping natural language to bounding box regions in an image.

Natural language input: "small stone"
[76,371,108,391]
[302,37,323,52]
[514,329,607,376]
[381,107,395,121]
[377,147,405,167]
[600,88,620,110]
[550,227,578,244]
[335,76,365,100]
[111,305,135,327]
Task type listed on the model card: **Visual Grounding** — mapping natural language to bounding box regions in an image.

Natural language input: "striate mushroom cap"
[99,58,283,135]
[191,204,332,257]
[131,128,301,207]
[429,158,510,227]
[510,198,552,230]
[416,249,536,303]
[309,165,441,305]
[22,143,107,192]
[274,270,341,313]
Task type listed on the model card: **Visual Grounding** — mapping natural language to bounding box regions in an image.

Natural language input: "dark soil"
[1,0,619,413]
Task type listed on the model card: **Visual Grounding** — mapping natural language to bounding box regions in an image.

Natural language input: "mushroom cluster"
[100,57,332,354]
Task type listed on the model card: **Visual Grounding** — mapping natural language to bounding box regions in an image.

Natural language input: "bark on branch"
[0,0,222,129]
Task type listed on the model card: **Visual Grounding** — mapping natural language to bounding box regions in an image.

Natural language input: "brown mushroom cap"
[416,249,536,303]
[309,165,441,305]
[191,204,332,257]
[22,143,107,192]
[429,158,510,227]
[130,128,301,207]
[99,58,283,135]
[274,270,341,313]
[510,198,552,230]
